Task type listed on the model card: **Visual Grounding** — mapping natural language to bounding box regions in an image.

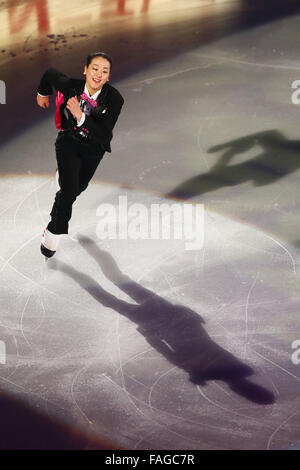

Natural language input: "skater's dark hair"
[86,52,113,71]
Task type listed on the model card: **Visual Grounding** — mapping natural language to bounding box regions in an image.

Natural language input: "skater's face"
[83,57,111,95]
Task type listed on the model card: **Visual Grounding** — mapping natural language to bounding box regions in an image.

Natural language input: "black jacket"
[37,67,124,152]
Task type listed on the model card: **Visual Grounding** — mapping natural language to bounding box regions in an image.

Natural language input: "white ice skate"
[40,227,61,259]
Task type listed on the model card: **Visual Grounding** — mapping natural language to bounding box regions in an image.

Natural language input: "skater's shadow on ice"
[49,236,275,405]
[166,129,300,200]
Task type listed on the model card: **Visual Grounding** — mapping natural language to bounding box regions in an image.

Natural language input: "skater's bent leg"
[47,189,78,234]
[47,134,82,234]
[78,150,104,195]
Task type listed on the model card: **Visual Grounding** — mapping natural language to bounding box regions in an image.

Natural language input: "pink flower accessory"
[80,93,98,108]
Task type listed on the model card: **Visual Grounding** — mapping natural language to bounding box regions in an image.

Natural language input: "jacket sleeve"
[81,90,124,146]
[37,67,70,96]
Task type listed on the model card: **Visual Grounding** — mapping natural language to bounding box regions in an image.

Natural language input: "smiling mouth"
[93,78,101,84]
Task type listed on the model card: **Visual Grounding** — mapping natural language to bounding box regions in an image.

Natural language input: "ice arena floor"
[0,0,300,450]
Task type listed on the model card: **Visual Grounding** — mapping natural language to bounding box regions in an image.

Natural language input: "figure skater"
[36,52,124,258]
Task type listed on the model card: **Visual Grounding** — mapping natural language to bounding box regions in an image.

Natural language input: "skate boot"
[40,227,61,258]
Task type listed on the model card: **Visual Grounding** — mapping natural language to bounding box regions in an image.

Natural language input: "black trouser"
[47,132,105,234]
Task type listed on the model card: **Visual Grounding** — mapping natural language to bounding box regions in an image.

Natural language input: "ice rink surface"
[0,0,300,450]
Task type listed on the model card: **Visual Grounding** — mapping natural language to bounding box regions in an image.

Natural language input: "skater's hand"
[66,96,83,121]
[37,94,50,108]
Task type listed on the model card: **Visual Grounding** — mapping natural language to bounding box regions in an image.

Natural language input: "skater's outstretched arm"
[36,67,71,109]
[37,67,70,97]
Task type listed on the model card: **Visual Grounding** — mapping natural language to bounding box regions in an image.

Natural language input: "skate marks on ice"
[0,174,300,448]
[49,236,275,401]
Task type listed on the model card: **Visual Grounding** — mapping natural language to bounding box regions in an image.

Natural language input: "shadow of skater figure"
[166,129,300,200]
[49,236,275,405]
